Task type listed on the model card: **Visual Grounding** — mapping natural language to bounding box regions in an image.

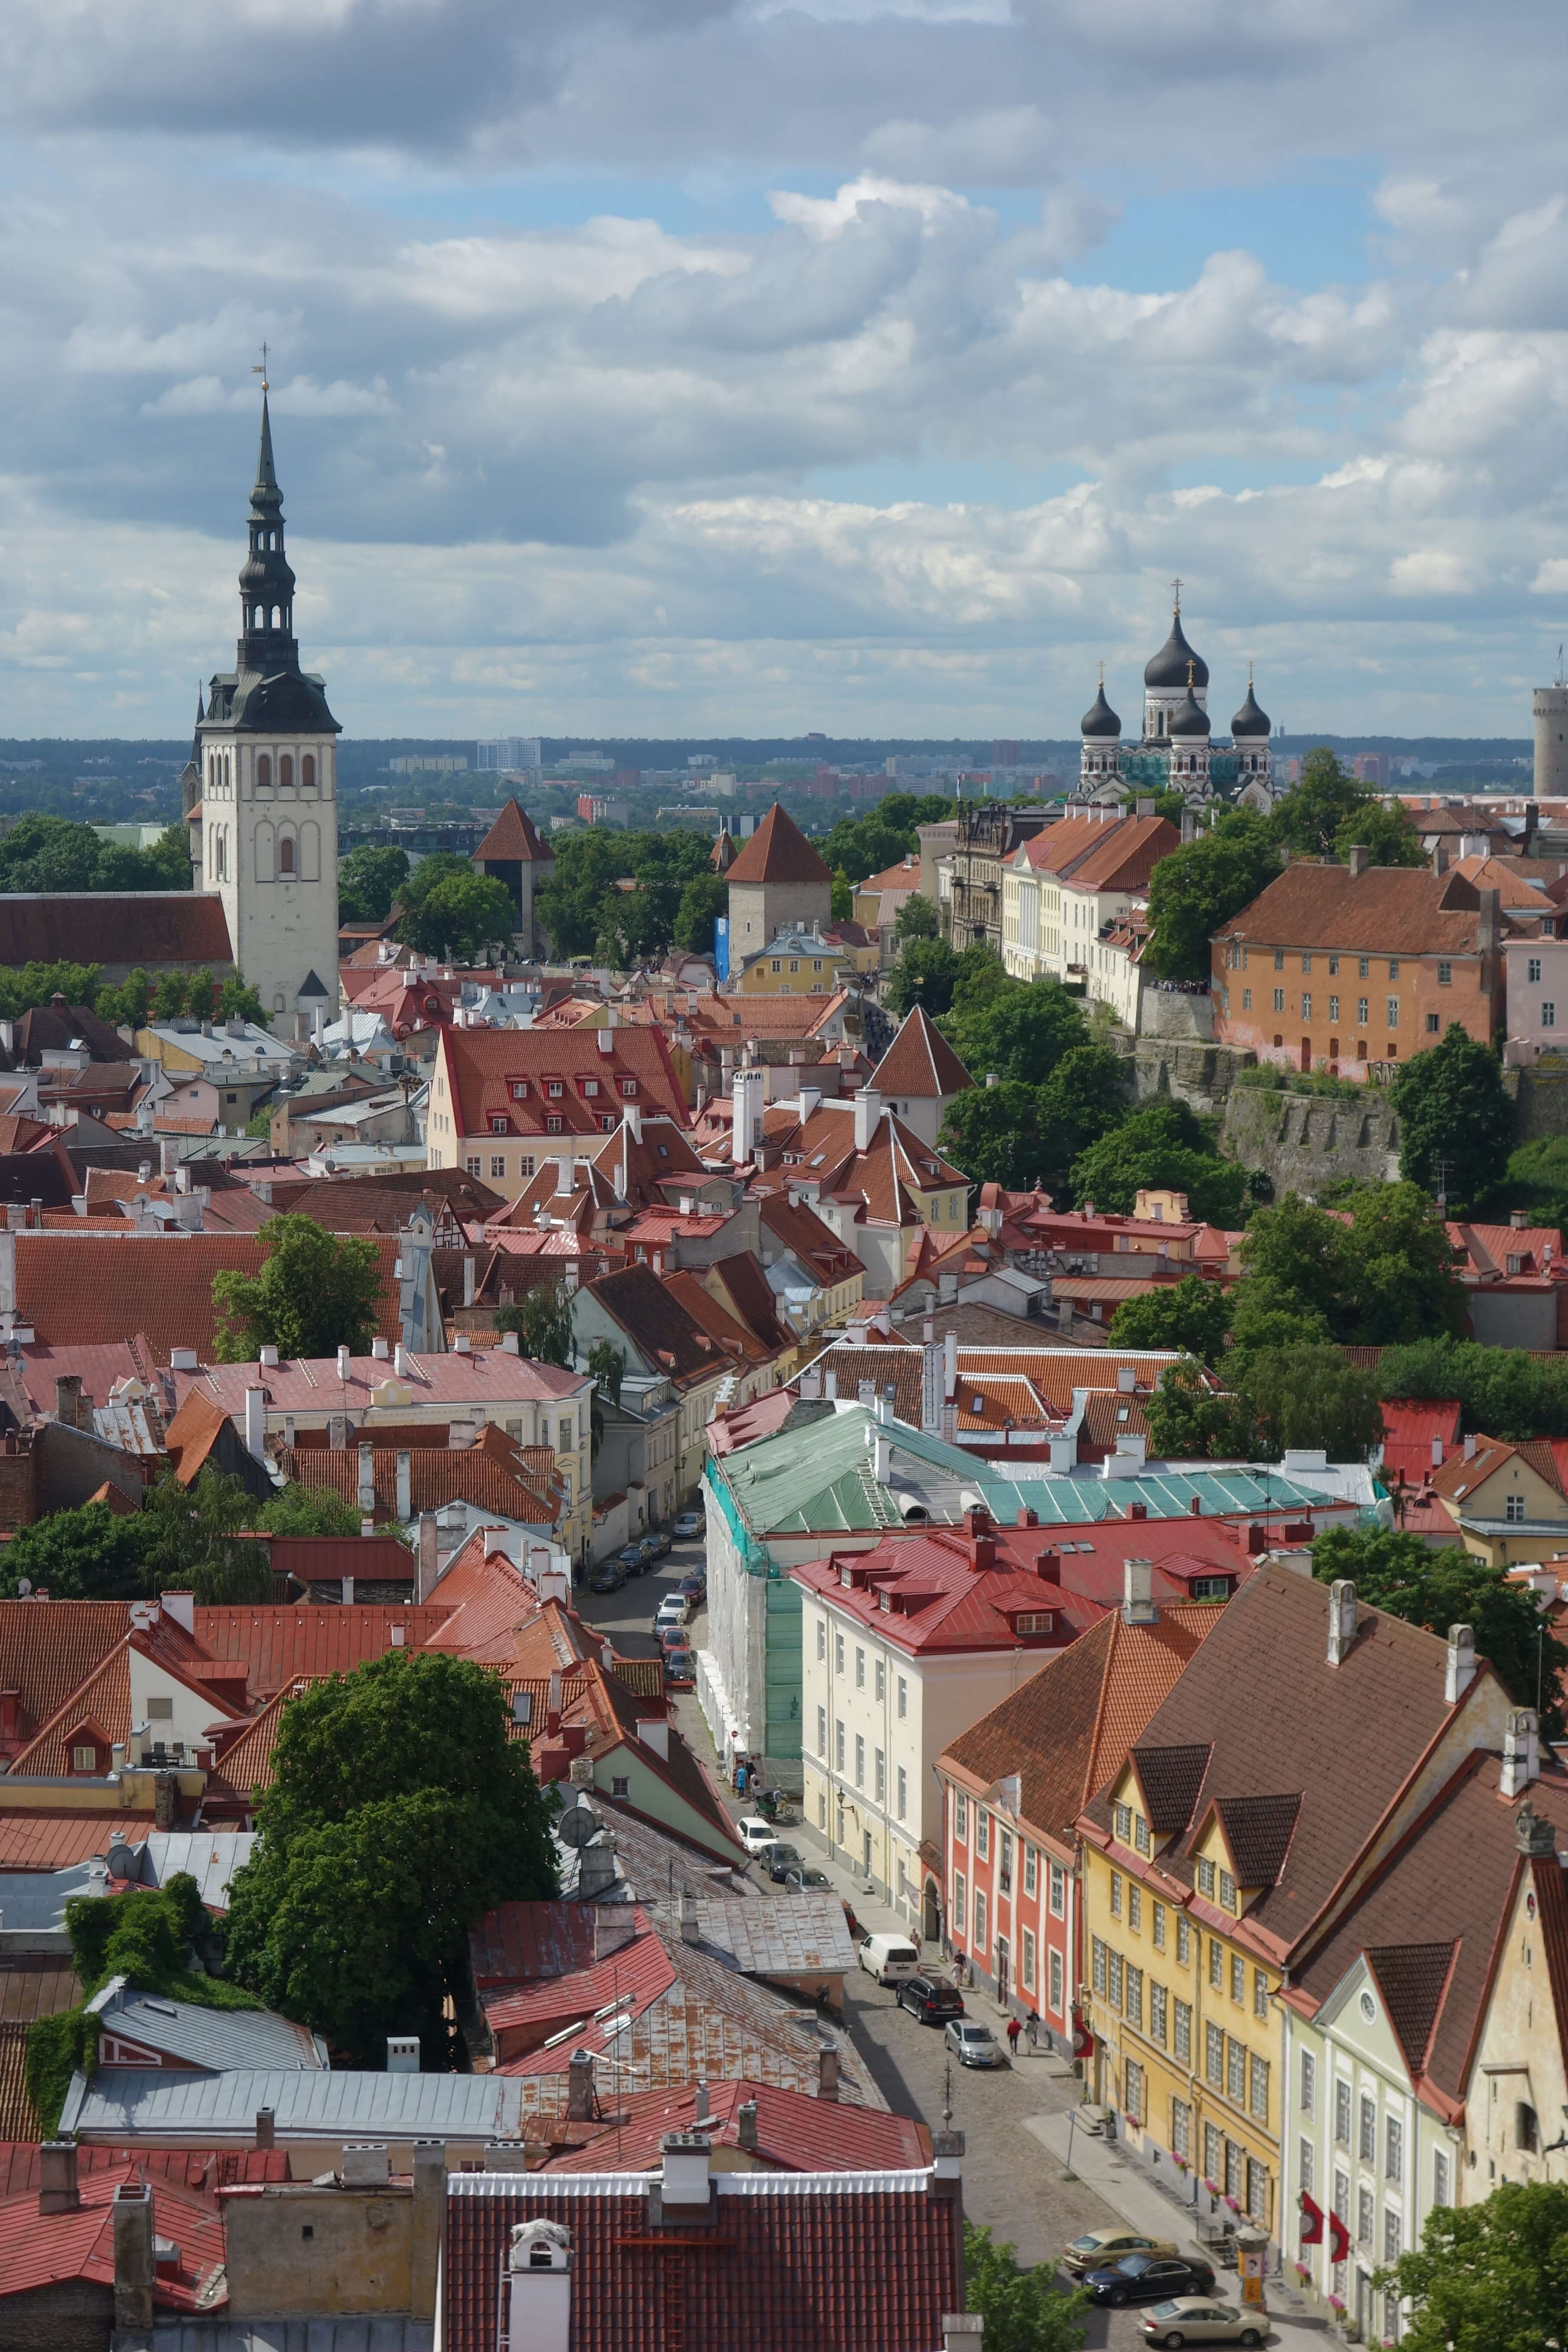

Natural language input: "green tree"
[830,870,854,922]
[586,1338,626,1410]
[338,842,411,924]
[944,974,1087,1089]
[939,1082,1045,1190]
[1373,2179,1568,2352]
[1144,808,1283,984]
[145,823,196,889]
[1335,798,1425,867]
[1390,1025,1516,1215]
[212,1215,383,1362]
[894,890,940,941]
[1270,747,1374,861]
[399,871,517,960]
[136,1469,275,1602]
[1068,1100,1248,1226]
[1144,1360,1251,1460]
[1492,1134,1568,1230]
[1339,1181,1468,1343]
[672,873,728,955]
[254,1483,366,1540]
[963,2224,1088,2352]
[496,1277,577,1368]
[1038,1044,1131,1188]
[885,937,964,1018]
[224,1650,559,2064]
[0,1497,148,1600]
[0,959,106,1023]
[1238,1344,1385,1463]
[1108,1275,1232,1365]
[1312,1526,1568,1740]
[821,793,955,885]
[1374,1336,1568,1441]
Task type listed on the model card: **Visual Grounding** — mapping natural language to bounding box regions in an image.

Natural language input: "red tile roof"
[278,1432,561,1527]
[724,803,834,889]
[1379,1398,1463,1486]
[0,2143,288,2201]
[7,1629,247,1777]
[540,2078,930,2174]
[0,1809,158,1869]
[0,895,233,969]
[475,798,554,864]
[190,1602,454,1700]
[0,2159,226,2312]
[12,1232,406,1356]
[1212,863,1495,957]
[872,1005,973,1103]
[437,1024,689,1141]
[442,2169,959,2352]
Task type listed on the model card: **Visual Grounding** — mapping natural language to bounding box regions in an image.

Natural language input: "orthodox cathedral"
[180,391,341,1032]
[1077,589,1275,812]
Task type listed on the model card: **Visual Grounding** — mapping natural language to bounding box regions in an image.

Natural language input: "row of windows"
[952,1791,1064,1912]
[948,1875,1064,2009]
[823,1716,909,1815]
[1093,1937,1270,2120]
[818,1619,910,1714]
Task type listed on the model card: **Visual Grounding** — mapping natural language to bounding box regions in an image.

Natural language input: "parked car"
[646,1529,672,1559]
[677,1571,707,1601]
[656,1625,690,1656]
[672,1511,705,1540]
[736,1816,782,1857]
[896,1975,964,2025]
[588,1564,626,1595]
[764,1844,803,1882]
[944,2017,1005,2068]
[1139,2300,1262,2348]
[857,1934,922,1986]
[663,1649,696,1689]
[618,1545,647,1576]
[1063,2230,1178,2280]
[784,1866,833,1891]
[654,1595,689,1631]
[635,1536,660,1568]
[1083,2255,1217,2309]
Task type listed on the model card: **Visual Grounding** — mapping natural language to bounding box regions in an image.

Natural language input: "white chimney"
[660,2133,711,2208]
[394,1343,410,1377]
[506,2219,572,2352]
[637,1716,670,1761]
[259,1344,279,1368]
[395,1450,412,1523]
[875,1431,892,1484]
[555,1155,574,1199]
[1326,1579,1358,1667]
[944,1329,958,1400]
[337,1344,352,1380]
[732,1067,765,1166]
[943,2320,985,2352]
[1122,1558,1157,1627]
[1430,1436,1444,1468]
[160,1591,194,1636]
[358,1443,376,1514]
[385,2037,420,2075]
[1117,1366,1136,1393]
[1500,1708,1541,1799]
[854,1087,881,1152]
[1445,1622,1477,1703]
[243,1385,267,1463]
[372,1336,391,1361]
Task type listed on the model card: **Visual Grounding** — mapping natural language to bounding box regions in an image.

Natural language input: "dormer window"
[511,1081,530,1100]
[547,1082,563,1099]
[1197,1857,1216,1897]
[583,1079,599,1097]
[491,1117,508,1136]
[546,1117,563,1134]
[1219,1868,1237,1911]
[620,1078,637,1097]
[71,1742,99,1773]
[1114,1802,1132,1842]
[1013,1611,1052,1634]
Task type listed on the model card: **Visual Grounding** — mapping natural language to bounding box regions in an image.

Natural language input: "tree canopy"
[224,1650,559,2063]
[1375,2179,1568,2352]
[820,793,955,885]
[963,2224,1087,2352]
[672,871,729,955]
[496,1276,577,1367]
[941,967,1088,1087]
[0,815,191,896]
[398,870,517,959]
[884,936,989,1019]
[537,827,720,966]
[1389,1025,1517,1216]
[1374,1335,1568,1441]
[894,890,940,941]
[1235,1183,1466,1347]
[1068,1099,1249,1227]
[337,841,411,924]
[0,1467,364,1604]
[1108,1274,1232,1365]
[1313,1524,1568,1740]
[212,1215,384,1362]
[1272,747,1425,866]
[1144,808,1283,984]
[1145,1341,1384,1465]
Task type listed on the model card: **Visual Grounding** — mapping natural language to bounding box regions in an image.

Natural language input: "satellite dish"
[105,1843,136,1882]
[556,1800,601,1849]
[15,1578,30,1597]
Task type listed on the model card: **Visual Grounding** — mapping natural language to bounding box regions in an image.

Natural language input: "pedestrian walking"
[1025,2012,1039,2050]
[1005,2015,1022,2059]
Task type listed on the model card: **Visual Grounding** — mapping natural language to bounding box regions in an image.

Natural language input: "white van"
[857,1933,922,1986]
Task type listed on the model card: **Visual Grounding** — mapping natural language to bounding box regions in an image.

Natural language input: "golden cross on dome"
[1098,659,1105,684]
[1187,660,1195,689]
[251,341,269,393]
[1172,576,1182,611]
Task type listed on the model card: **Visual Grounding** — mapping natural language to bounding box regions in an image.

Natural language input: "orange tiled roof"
[723,804,833,889]
[872,1004,973,1103]
[475,798,554,864]
[1212,862,1497,957]
[12,1231,405,1356]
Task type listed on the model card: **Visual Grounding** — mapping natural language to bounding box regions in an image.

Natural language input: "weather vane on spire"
[1172,576,1182,612]
[251,342,269,395]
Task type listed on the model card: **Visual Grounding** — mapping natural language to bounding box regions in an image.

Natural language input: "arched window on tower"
[257,755,271,790]
[280,754,294,789]
[301,753,316,788]
[279,835,296,876]
[223,753,231,788]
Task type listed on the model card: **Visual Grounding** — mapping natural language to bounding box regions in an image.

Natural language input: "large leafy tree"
[212,1215,383,1362]
[1144,807,1282,983]
[0,1497,148,1600]
[885,937,979,1019]
[893,890,940,941]
[820,793,955,885]
[1389,1024,1516,1215]
[940,1082,1046,1190]
[1068,1100,1248,1226]
[1144,1361,1251,1460]
[1374,2180,1568,2352]
[963,2225,1088,2352]
[1312,1526,1568,1740]
[1108,1274,1232,1365]
[1238,1343,1385,1463]
[943,973,1088,1088]
[337,842,411,924]
[399,871,517,959]
[1235,1183,1465,1347]
[226,1650,559,2064]
[1335,797,1424,867]
[1374,1335,1568,1441]
[1272,747,1390,861]
[1037,1043,1131,1187]
[0,814,192,896]
[672,872,729,955]
[497,1276,577,1368]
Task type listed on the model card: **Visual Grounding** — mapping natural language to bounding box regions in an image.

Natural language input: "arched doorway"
[923,1876,941,1945]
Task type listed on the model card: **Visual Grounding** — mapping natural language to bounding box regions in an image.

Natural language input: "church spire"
[237,384,298,677]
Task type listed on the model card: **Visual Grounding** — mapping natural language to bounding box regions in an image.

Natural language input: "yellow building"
[1428,1434,1568,1566]
[729,921,874,994]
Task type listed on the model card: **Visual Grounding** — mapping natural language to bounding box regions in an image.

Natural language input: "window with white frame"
[1049,1947,1064,2014]
[1021,1928,1036,1990]
[816,1617,826,1661]
[816,1706,826,1755]
[896,1765,907,1818]
[874,1657,885,1700]
[1385,2115,1403,2184]
[835,1719,845,1771]
[1301,2049,1316,2117]
[855,1646,865,1689]
[897,1675,908,1718]
[874,1748,885,1802]
[953,1871,966,1935]
[976,1811,990,1860]
[854,1734,865,1787]
[1335,2079,1351,2144]
[1360,2095,1376,2164]
[1049,1860,1065,1916]
[1024,1844,1037,1897]
[975,1888,987,1951]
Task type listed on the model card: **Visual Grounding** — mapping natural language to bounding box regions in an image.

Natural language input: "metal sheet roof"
[61,2067,529,2142]
[673,1894,858,1977]
[135,1831,258,1910]
[86,1979,327,2072]
[141,2328,433,2352]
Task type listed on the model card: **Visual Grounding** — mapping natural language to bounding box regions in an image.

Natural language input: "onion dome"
[1080,682,1122,739]
[1144,603,1209,691]
[1232,674,1271,738]
[1169,686,1211,738]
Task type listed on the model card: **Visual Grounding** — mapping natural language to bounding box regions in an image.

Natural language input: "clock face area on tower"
[187,391,343,1031]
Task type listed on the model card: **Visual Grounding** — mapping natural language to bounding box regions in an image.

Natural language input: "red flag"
[1329,2209,1351,2265]
[1299,2192,1324,2245]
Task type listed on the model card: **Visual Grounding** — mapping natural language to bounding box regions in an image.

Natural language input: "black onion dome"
[1232,679,1271,738]
[1144,608,1209,691]
[1169,688,1211,738]
[1080,682,1122,738]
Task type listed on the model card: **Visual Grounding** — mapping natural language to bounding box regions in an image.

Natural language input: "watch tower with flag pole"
[188,355,341,1035]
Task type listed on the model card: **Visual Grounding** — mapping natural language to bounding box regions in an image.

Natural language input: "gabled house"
[1428,1432,1568,1565]
[870,1004,973,1150]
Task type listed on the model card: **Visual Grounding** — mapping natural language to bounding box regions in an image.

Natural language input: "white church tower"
[188,387,340,1035]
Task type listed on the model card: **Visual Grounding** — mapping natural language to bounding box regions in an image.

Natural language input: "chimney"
[637,1716,670,1761]
[874,1430,892,1484]
[153,1771,178,1830]
[39,2138,79,2215]
[1517,1798,1558,1857]
[944,1328,958,1400]
[1326,1579,1358,1666]
[818,2043,841,2102]
[54,1374,83,1429]
[1500,1707,1541,1800]
[592,1911,638,1962]
[338,1343,352,1380]
[1116,1365,1135,1394]
[693,2080,711,2123]
[506,2218,573,2352]
[566,2048,595,2121]
[161,1590,194,1637]
[1034,1546,1060,1583]
[372,1336,391,1360]
[244,1384,267,1462]
[932,2126,964,2181]
[394,1342,410,1377]
[1445,1622,1477,1702]
[660,2132,711,2207]
[1464,1433,1477,1460]
[943,2322,985,2352]
[1346,843,1369,878]
[824,1370,838,1401]
[736,2099,759,2154]
[1431,1436,1445,1468]
[555,1155,574,1199]
[396,1449,413,1523]
[1510,1209,1529,1230]
[358,1443,376,1514]
[678,1889,700,1944]
[255,2105,275,2149]
[417,1512,439,1601]
[113,2181,155,2332]
[1122,1558,1157,1626]
[1478,886,1501,955]
[853,1087,881,1152]
[1246,1521,1267,1555]
[1180,809,1195,845]
[463,1254,477,1307]
[387,2036,420,2074]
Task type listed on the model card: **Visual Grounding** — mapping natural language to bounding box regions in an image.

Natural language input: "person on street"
[1005,2015,1022,2059]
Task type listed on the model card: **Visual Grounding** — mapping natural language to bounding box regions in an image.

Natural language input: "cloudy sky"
[4,0,1568,741]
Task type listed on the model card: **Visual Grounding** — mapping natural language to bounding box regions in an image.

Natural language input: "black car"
[589,1564,627,1595]
[896,1974,965,2024]
[1083,2256,1218,2310]
[618,1545,647,1576]
[784,1866,833,1891]
[765,1844,803,1882]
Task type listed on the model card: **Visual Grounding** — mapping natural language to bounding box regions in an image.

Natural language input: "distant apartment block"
[477,738,543,772]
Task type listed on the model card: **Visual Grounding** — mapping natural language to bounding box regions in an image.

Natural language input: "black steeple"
[236,391,299,678]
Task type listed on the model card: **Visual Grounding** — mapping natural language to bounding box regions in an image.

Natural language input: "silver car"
[944,2017,1005,2068]
[1139,2300,1264,2349]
